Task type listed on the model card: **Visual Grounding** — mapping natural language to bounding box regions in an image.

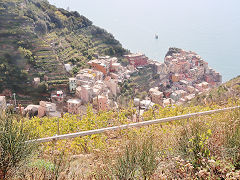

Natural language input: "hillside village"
[2,1,240,179]
[0,48,222,118]
[146,49,222,107]
[0,0,223,118]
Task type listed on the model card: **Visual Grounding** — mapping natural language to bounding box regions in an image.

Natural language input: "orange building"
[172,73,180,82]
[88,60,108,75]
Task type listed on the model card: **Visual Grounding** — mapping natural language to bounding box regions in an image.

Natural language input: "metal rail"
[27,106,240,143]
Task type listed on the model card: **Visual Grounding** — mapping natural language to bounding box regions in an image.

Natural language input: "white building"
[64,64,73,72]
[140,100,155,110]
[33,77,40,87]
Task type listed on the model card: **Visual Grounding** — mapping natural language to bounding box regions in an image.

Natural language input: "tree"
[35,20,48,35]
[72,66,80,75]
[18,47,35,64]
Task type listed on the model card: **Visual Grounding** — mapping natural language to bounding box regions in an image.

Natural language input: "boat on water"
[155,34,158,39]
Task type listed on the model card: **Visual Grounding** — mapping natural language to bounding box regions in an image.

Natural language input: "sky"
[48,0,240,81]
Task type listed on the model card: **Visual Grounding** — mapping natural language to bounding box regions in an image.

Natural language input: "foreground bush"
[5,101,240,179]
[96,135,158,180]
[0,114,36,179]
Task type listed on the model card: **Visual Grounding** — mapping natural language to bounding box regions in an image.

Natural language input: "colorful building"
[76,85,93,104]
[38,101,57,118]
[104,77,118,96]
[93,95,108,111]
[172,73,180,82]
[67,99,81,114]
[124,53,148,67]
[88,60,108,75]
[151,91,163,105]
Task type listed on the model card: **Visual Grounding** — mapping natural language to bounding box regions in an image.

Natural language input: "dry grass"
[7,104,240,179]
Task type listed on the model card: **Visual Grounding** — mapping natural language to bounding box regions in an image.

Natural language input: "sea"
[49,0,240,82]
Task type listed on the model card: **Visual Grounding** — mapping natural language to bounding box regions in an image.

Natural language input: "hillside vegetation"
[1,97,240,179]
[191,76,240,106]
[0,0,126,97]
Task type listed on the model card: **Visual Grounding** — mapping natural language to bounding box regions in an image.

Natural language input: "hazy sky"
[49,0,240,81]
[48,0,240,25]
[48,0,240,52]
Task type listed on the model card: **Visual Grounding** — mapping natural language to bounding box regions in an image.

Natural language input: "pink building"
[76,86,82,98]
[110,73,119,80]
[79,85,93,104]
[93,95,108,111]
[178,73,185,80]
[104,77,118,96]
[124,53,148,67]
[195,83,203,91]
[205,75,213,83]
[178,61,191,72]
[67,99,81,114]
[110,63,121,72]
[195,82,209,92]
[38,106,46,118]
[38,101,57,118]
[187,86,195,94]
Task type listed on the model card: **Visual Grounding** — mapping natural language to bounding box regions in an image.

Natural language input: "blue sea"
[49,0,240,82]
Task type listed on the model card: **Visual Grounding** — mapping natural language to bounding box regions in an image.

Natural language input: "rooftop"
[0,96,6,101]
[69,78,76,81]
[124,53,145,58]
[98,95,107,99]
[152,91,163,96]
[34,77,40,81]
[112,63,121,66]
[57,91,63,94]
[67,99,81,104]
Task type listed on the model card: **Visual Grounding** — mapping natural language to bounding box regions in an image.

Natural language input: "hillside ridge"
[190,75,240,106]
[0,0,126,100]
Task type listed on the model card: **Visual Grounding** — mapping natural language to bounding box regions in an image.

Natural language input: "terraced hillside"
[0,0,126,98]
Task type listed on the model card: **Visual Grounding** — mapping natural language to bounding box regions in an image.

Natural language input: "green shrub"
[111,136,158,179]
[177,120,212,168]
[139,137,158,180]
[114,141,138,180]
[0,114,36,179]
[18,46,35,64]
[29,159,55,172]
[224,109,240,169]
